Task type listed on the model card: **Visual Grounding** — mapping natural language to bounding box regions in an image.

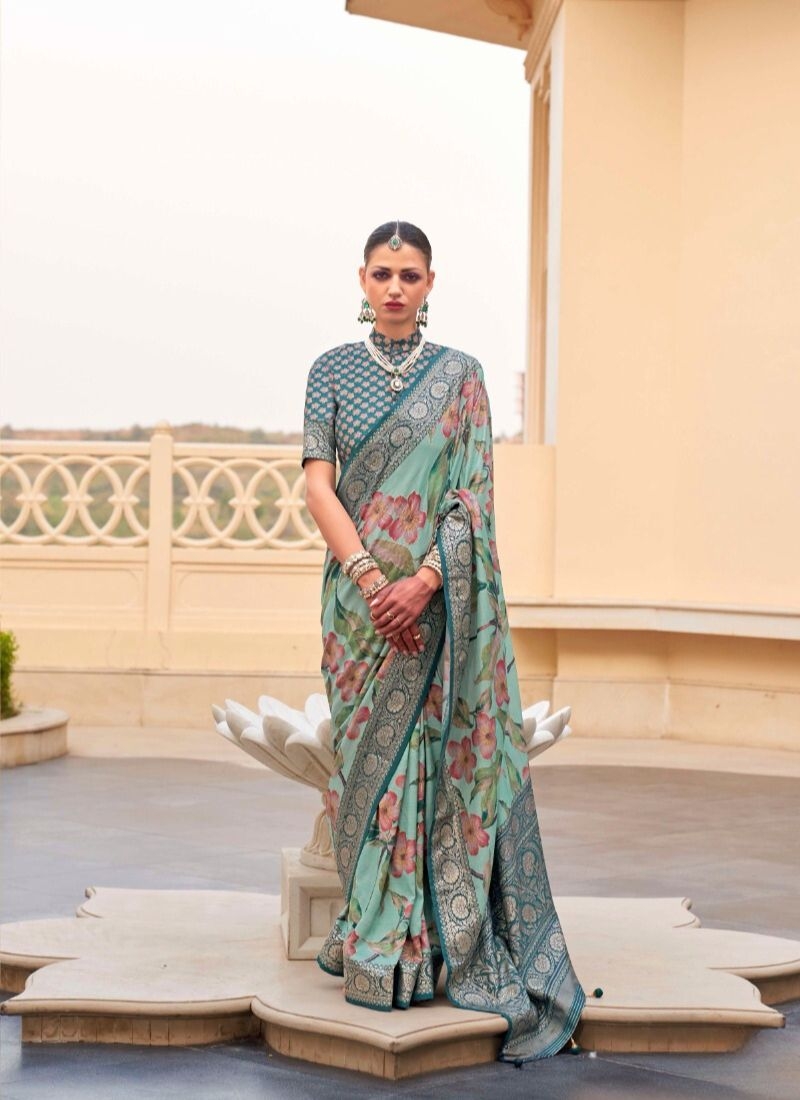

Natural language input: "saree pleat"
[315,346,585,1059]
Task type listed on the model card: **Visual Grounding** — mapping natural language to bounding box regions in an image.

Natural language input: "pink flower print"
[423,682,443,722]
[456,488,483,531]
[460,811,490,857]
[441,400,460,438]
[489,538,500,571]
[401,934,423,964]
[345,704,371,740]
[387,491,427,545]
[472,712,497,760]
[359,491,395,537]
[344,929,360,957]
[391,831,417,877]
[378,790,400,837]
[419,917,430,950]
[471,386,489,428]
[460,377,480,418]
[323,788,339,825]
[335,659,369,703]
[447,736,477,784]
[522,762,530,783]
[494,659,510,707]
[321,631,345,674]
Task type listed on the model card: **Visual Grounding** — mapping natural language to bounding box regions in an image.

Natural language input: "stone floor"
[1,731,799,1099]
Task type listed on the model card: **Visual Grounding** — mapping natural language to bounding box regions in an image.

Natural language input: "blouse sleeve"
[301,356,337,467]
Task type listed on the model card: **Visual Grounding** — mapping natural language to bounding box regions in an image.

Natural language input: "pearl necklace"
[364,333,427,394]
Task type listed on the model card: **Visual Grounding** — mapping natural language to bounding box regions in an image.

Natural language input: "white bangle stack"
[342,548,385,599]
[420,543,443,586]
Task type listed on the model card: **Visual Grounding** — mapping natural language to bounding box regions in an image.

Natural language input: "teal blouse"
[302,328,443,468]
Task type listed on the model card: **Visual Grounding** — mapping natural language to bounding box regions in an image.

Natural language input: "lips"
[384,302,405,310]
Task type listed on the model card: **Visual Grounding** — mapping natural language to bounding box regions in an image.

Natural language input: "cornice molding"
[507,597,800,642]
[524,0,563,82]
[483,0,533,43]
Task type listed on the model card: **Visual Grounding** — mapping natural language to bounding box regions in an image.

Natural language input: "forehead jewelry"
[388,222,403,250]
[365,333,427,395]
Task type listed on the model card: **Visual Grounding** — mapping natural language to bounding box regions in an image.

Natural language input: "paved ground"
[1,737,798,1099]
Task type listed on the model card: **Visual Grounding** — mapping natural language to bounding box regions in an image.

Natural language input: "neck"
[373,319,419,340]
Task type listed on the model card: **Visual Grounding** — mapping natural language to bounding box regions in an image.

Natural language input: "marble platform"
[1,886,799,1080]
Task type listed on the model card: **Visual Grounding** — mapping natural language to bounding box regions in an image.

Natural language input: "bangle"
[361,574,388,600]
[342,549,371,577]
[350,556,379,583]
[420,543,443,585]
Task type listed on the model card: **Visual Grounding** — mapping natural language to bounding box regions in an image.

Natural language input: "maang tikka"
[388,221,403,250]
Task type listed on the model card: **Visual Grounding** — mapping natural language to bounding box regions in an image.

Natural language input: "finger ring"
[386,611,395,620]
[412,633,422,640]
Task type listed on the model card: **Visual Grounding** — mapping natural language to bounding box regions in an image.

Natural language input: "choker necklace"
[364,333,427,395]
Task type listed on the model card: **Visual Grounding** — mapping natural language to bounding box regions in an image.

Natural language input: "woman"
[302,221,584,1062]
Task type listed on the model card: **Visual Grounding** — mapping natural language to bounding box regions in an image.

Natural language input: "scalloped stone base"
[1,887,799,1079]
[0,708,68,769]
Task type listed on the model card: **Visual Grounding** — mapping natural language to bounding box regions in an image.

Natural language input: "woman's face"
[359,243,435,334]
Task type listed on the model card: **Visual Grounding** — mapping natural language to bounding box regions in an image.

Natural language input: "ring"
[386,611,395,620]
[412,633,422,640]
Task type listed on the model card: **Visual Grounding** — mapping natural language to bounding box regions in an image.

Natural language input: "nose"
[387,275,403,297]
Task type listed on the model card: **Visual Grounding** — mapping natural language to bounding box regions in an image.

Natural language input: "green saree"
[303,335,585,1061]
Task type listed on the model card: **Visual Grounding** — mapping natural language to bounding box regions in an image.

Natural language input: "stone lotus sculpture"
[211,693,572,870]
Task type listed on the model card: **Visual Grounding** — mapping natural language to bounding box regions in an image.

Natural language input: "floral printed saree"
[314,344,585,1061]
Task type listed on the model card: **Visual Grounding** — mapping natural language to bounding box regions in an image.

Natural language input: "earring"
[358,297,376,324]
[416,298,429,327]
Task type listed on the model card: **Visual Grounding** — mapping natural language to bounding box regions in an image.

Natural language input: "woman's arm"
[304,458,373,570]
[304,459,434,655]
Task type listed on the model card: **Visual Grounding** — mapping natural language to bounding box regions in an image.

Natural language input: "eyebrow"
[371,265,423,273]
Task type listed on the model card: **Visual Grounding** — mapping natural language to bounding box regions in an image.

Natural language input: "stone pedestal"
[0,708,69,769]
[280,848,343,960]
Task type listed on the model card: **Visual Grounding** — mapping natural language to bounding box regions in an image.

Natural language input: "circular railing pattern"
[0,445,324,550]
[1,453,150,545]
[173,456,323,549]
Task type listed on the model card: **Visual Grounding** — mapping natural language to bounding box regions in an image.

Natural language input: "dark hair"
[363,221,432,269]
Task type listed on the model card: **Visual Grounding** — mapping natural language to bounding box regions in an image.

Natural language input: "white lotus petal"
[241,726,310,785]
[304,693,331,730]
[537,706,571,743]
[316,718,333,754]
[224,699,262,740]
[528,731,555,758]
[257,694,309,734]
[522,700,551,723]
[286,730,332,792]
[283,734,332,790]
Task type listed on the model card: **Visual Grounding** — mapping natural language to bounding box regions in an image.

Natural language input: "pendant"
[390,376,404,393]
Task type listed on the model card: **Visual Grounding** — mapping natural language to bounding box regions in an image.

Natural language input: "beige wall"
[3,1,799,749]
[543,0,800,607]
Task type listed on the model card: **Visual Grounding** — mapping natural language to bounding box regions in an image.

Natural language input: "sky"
[1,1,530,436]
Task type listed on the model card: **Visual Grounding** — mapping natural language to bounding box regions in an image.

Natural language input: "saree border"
[337,344,448,484]
[336,347,474,524]
[427,514,586,1062]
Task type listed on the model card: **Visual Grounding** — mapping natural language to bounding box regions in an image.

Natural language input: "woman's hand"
[366,573,439,655]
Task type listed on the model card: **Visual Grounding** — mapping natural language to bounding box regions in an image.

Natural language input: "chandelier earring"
[416,297,429,328]
[358,297,376,325]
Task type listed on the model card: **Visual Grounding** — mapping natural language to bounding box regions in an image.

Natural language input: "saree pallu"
[316,347,585,1061]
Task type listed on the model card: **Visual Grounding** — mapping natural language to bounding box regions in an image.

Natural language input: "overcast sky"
[1,1,530,435]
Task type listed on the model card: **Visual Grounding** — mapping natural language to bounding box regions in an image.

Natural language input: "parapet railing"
[0,426,324,551]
